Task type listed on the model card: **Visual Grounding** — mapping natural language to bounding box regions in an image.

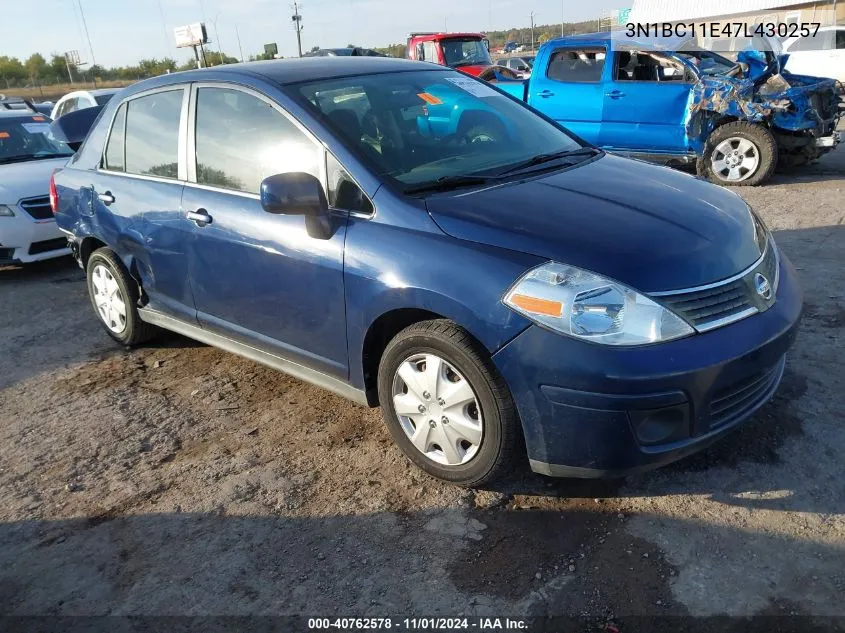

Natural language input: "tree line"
[1,19,598,89]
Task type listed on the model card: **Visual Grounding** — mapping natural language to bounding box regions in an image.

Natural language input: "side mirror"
[260,172,328,216]
[50,105,104,152]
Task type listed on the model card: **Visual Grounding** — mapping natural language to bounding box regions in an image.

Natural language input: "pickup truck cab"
[495,32,841,186]
[407,32,495,77]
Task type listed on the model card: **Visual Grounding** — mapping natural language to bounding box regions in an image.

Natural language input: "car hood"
[425,154,762,293]
[0,157,68,203]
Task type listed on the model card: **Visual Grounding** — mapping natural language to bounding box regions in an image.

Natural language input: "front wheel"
[697,122,778,186]
[377,320,521,487]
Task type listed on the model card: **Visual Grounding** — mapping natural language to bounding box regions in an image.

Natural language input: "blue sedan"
[51,57,801,485]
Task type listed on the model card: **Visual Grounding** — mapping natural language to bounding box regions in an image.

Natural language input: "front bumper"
[0,214,70,265]
[814,131,840,148]
[492,252,803,478]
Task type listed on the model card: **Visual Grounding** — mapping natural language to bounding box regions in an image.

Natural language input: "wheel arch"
[79,236,108,269]
[360,307,449,406]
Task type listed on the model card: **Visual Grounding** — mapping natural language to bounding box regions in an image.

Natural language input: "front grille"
[658,281,749,327]
[28,238,68,255]
[19,196,53,220]
[654,239,779,332]
[709,357,785,430]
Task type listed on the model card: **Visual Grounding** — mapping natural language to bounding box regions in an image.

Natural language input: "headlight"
[0,205,15,217]
[504,262,694,346]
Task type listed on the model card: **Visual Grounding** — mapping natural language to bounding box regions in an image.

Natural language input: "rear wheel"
[86,248,156,346]
[697,122,777,186]
[377,320,521,486]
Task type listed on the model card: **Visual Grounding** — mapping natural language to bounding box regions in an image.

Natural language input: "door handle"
[537,89,555,98]
[186,209,213,226]
[605,90,626,99]
[97,191,115,205]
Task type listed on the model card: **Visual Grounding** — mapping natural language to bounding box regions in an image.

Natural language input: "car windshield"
[676,50,737,75]
[441,39,493,67]
[0,116,73,164]
[293,69,585,189]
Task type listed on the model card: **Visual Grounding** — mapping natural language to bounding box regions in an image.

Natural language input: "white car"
[782,25,845,84]
[0,109,73,265]
[49,88,119,121]
[496,56,535,78]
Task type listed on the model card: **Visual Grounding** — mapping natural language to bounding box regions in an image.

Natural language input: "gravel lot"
[1,143,843,621]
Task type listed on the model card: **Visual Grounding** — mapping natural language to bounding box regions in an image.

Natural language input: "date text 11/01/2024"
[307,618,528,630]
[625,21,822,39]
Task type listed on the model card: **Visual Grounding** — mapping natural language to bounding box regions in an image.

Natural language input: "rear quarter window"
[547,48,606,83]
[104,103,127,171]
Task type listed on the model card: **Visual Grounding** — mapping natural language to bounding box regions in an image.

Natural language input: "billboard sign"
[174,23,208,48]
[264,43,279,57]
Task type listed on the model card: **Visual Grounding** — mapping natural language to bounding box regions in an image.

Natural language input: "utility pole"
[529,11,536,52]
[235,24,245,63]
[76,0,97,87]
[64,57,74,85]
[292,1,303,58]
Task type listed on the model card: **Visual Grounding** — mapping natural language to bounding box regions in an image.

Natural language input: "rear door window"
[124,89,183,179]
[193,86,322,194]
[547,48,606,83]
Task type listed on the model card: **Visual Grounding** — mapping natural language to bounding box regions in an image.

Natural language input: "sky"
[1,0,624,68]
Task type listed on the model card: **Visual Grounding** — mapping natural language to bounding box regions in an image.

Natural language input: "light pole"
[235,24,245,63]
[211,12,224,62]
[561,0,565,36]
[529,11,536,52]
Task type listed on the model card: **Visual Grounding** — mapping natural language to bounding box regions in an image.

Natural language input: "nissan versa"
[51,57,802,486]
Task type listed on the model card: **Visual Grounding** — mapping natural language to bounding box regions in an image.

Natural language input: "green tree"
[0,56,26,88]
[24,53,48,84]
[202,50,239,67]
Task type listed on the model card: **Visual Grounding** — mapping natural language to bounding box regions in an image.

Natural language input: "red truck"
[406,32,495,77]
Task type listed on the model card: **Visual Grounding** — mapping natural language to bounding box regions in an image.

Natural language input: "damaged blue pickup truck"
[494,32,841,186]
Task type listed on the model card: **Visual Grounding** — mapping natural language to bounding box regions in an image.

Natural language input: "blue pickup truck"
[493,32,841,186]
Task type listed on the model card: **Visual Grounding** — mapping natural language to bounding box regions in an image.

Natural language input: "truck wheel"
[377,320,522,487]
[86,248,157,346]
[697,122,777,186]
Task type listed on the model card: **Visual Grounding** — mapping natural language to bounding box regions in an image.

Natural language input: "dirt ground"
[1,144,844,622]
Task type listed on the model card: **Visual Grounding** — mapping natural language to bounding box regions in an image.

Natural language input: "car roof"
[130,57,435,90]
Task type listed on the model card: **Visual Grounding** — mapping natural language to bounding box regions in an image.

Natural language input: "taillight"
[49,170,58,214]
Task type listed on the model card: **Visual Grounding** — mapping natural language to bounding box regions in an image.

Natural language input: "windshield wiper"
[497,147,601,176]
[404,175,497,196]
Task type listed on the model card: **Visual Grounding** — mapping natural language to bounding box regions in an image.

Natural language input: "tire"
[377,319,522,487]
[86,247,156,346]
[696,121,778,187]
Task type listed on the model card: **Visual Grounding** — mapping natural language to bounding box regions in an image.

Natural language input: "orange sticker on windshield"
[32,116,46,122]
[417,92,443,105]
[0,132,9,139]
